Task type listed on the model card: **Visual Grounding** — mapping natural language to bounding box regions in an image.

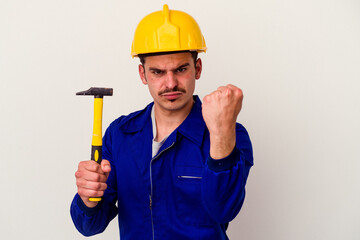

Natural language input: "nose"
[165,71,178,89]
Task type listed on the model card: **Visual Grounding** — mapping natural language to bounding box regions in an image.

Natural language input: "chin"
[168,99,193,111]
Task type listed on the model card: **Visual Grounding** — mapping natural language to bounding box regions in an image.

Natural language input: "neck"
[154,100,193,141]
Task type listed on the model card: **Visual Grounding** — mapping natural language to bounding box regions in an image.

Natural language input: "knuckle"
[91,190,104,197]
[235,87,243,94]
[225,88,231,96]
[88,189,97,197]
[90,162,99,171]
[233,88,243,98]
[77,188,88,197]
[100,183,108,191]
[79,160,91,167]
[75,170,81,178]
[93,173,101,182]
[78,161,86,166]
[203,95,210,103]
[97,191,105,197]
[94,173,106,183]
[94,182,102,190]
[76,178,83,187]
[88,162,100,172]
[77,162,85,171]
[100,174,107,183]
[214,90,221,97]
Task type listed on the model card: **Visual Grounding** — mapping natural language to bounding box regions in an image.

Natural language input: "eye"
[176,67,187,73]
[151,70,163,75]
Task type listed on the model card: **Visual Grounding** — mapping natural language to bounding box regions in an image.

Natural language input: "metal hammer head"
[76,87,113,98]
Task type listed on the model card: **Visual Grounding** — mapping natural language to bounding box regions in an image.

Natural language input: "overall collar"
[120,96,206,147]
[176,96,206,147]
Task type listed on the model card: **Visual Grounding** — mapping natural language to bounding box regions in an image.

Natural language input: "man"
[71,4,253,239]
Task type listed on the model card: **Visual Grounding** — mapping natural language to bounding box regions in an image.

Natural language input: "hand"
[202,84,243,159]
[75,159,111,208]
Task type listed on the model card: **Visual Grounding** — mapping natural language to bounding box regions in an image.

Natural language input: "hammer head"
[76,87,113,98]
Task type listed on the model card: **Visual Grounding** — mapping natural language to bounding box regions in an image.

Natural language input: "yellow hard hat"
[131,4,207,57]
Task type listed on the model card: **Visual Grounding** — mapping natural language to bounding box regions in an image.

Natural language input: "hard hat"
[131,4,207,57]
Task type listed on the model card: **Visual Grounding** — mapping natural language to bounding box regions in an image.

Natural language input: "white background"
[1,0,359,239]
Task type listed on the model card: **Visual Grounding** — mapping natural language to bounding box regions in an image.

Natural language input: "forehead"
[143,52,193,69]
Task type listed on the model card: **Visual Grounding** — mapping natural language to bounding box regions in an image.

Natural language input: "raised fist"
[202,84,243,159]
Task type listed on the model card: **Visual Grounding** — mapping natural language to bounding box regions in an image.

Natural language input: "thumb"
[101,159,111,173]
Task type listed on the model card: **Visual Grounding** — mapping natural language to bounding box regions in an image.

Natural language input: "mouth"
[161,91,183,101]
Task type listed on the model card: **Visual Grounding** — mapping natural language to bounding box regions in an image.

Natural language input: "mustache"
[158,87,186,95]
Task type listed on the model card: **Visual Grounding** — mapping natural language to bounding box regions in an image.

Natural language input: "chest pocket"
[175,166,215,226]
[177,166,203,181]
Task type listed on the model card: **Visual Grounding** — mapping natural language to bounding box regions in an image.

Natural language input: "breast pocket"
[175,166,215,226]
[177,166,203,182]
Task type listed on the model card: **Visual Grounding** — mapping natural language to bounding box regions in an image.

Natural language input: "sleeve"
[201,123,253,224]
[70,123,119,236]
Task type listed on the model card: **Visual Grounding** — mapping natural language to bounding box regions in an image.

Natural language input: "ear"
[195,58,202,80]
[138,64,147,85]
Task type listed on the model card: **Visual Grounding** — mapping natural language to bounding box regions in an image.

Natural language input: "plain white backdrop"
[1,0,359,239]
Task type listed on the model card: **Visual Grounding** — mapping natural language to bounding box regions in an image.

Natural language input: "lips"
[161,92,183,100]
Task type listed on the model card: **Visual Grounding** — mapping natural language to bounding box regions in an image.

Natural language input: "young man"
[71,5,253,239]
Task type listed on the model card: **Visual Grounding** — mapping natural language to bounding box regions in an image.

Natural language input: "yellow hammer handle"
[89,97,103,202]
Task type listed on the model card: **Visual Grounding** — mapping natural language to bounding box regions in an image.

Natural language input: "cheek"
[146,80,162,96]
[184,74,196,88]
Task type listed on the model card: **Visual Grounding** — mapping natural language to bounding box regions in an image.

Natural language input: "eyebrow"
[175,63,190,70]
[148,63,190,72]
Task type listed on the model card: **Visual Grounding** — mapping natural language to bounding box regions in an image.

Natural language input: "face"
[139,52,202,114]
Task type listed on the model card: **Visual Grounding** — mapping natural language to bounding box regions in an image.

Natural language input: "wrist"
[209,130,236,159]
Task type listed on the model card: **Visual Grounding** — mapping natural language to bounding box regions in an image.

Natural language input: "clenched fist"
[75,160,111,208]
[202,84,243,159]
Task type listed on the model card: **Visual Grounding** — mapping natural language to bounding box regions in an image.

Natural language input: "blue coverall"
[71,96,253,239]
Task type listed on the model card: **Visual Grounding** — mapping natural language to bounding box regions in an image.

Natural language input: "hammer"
[76,87,113,202]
